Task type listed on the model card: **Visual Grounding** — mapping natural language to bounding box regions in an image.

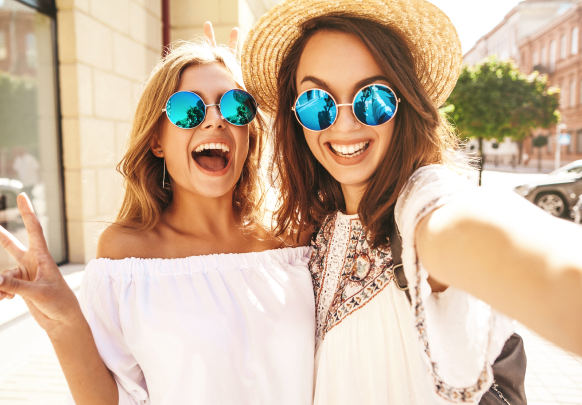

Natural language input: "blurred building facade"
[0,0,280,267]
[464,0,570,67]
[519,1,582,168]
[464,0,582,170]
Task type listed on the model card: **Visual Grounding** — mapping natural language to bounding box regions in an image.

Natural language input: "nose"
[201,104,226,130]
[331,104,360,134]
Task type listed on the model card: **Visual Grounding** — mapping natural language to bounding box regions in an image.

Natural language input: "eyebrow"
[300,75,392,92]
[354,75,391,90]
[300,76,329,88]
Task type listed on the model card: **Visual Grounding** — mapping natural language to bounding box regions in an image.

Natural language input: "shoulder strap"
[388,212,411,305]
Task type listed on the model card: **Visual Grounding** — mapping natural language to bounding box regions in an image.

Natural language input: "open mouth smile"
[328,141,370,158]
[192,142,231,173]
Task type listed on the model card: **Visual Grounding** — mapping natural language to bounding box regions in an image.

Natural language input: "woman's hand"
[203,21,239,53]
[0,194,83,335]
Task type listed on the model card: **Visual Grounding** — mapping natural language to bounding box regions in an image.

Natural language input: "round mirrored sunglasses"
[292,84,400,132]
[163,89,258,129]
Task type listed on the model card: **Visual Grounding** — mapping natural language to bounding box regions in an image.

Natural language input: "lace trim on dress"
[311,214,349,347]
[310,212,395,351]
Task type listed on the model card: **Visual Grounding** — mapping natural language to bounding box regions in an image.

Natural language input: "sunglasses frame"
[292,83,401,132]
[162,89,259,129]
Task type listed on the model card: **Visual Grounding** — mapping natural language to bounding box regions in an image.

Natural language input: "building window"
[561,35,567,59]
[25,32,36,69]
[570,81,576,107]
[533,50,539,67]
[0,31,6,60]
[567,133,573,153]
[577,130,582,153]
[572,27,579,55]
[550,40,556,71]
[0,0,66,267]
[541,45,547,65]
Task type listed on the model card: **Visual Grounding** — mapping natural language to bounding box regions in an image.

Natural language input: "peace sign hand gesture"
[0,194,83,335]
[203,21,239,54]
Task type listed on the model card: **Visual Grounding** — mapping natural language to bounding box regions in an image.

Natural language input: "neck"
[162,185,240,238]
[341,182,367,215]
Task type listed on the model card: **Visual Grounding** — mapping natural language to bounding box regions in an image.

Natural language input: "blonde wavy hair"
[116,39,267,230]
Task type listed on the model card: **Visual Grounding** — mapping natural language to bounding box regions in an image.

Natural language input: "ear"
[150,136,164,157]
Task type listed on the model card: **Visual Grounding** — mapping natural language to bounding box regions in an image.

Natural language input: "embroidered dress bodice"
[310,165,515,405]
[68,247,315,405]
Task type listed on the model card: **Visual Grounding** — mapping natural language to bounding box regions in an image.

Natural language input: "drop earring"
[162,158,166,188]
[156,150,165,188]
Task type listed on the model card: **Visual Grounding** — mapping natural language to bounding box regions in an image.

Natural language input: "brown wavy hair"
[116,39,267,230]
[271,16,461,248]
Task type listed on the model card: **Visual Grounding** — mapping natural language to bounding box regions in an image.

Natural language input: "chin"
[192,178,237,198]
[326,165,375,188]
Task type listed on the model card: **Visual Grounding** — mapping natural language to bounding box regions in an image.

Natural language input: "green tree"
[444,56,560,184]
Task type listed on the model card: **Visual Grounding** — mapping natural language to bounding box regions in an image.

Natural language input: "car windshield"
[550,162,582,176]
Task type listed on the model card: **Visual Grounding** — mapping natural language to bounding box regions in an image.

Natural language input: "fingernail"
[0,275,4,285]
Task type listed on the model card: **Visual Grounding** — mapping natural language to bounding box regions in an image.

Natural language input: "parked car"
[573,195,582,224]
[514,160,582,218]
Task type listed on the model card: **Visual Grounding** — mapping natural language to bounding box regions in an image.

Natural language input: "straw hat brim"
[242,0,462,115]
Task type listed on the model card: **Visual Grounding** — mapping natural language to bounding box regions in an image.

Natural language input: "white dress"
[311,165,515,405]
[69,247,315,405]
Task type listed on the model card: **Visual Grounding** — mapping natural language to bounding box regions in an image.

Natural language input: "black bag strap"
[387,215,411,304]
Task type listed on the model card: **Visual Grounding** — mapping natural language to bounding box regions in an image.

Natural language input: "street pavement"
[0,170,580,404]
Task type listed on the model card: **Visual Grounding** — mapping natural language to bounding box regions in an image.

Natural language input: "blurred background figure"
[12,146,39,200]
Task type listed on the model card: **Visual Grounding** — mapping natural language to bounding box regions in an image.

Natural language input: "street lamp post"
[555,123,567,170]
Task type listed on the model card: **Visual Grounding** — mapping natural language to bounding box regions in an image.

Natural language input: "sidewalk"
[0,264,84,405]
[482,162,554,174]
[517,324,582,404]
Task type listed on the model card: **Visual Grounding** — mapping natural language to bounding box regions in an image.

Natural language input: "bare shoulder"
[97,220,158,260]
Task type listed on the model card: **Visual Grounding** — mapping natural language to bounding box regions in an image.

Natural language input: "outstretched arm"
[0,194,118,405]
[417,187,582,355]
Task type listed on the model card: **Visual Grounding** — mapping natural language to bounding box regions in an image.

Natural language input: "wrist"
[46,310,90,341]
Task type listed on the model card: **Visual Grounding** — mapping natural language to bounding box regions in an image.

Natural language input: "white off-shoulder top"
[311,165,515,404]
[69,247,315,405]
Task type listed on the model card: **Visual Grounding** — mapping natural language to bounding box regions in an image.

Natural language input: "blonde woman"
[0,33,315,404]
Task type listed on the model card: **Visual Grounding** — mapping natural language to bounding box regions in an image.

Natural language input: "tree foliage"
[444,57,560,142]
[532,134,548,148]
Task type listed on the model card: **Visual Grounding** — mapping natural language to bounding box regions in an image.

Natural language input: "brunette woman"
[242,0,582,404]
[0,36,315,404]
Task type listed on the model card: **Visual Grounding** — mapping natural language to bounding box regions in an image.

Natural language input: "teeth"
[194,143,230,153]
[330,141,369,158]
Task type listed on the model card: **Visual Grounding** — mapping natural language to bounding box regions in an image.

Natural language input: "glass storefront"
[0,0,65,266]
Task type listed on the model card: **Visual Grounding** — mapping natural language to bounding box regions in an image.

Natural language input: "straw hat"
[241,0,462,114]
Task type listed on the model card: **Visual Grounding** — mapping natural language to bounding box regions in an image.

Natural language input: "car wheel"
[535,192,567,217]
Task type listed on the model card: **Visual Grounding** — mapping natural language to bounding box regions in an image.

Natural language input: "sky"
[428,0,523,53]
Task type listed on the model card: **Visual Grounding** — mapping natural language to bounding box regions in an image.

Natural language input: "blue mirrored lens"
[220,89,257,126]
[353,85,397,126]
[166,91,205,129]
[294,90,337,131]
